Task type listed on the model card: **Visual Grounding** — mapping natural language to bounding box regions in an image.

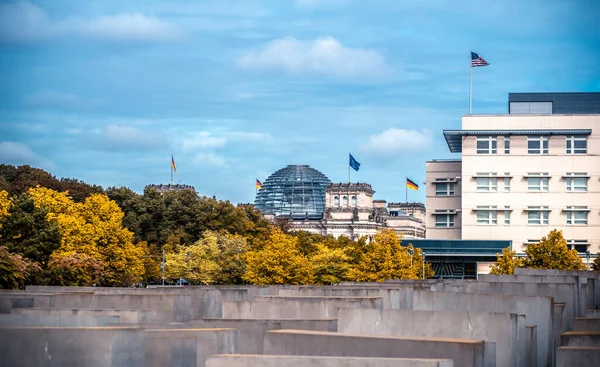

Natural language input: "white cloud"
[238,37,388,79]
[226,131,272,142]
[98,125,167,151]
[181,132,227,151]
[193,153,227,167]
[0,1,183,43]
[0,141,53,168]
[361,128,433,155]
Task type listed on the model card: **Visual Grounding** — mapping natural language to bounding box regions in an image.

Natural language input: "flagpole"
[469,54,473,114]
[405,177,408,203]
[348,153,351,183]
[170,154,173,184]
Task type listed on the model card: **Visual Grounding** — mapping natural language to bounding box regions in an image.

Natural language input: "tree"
[45,252,104,286]
[212,232,247,284]
[523,229,586,270]
[0,246,41,289]
[0,165,62,197]
[592,254,600,272]
[311,243,351,285]
[349,229,433,282]
[0,193,61,267]
[489,247,524,275]
[164,238,220,285]
[244,228,313,285]
[0,190,10,220]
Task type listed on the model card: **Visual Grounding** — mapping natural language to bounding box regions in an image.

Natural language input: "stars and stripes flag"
[471,52,489,67]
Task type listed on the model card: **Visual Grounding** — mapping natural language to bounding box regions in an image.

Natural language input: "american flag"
[471,52,489,67]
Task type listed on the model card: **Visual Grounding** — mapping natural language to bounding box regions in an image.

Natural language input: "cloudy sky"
[1,0,598,203]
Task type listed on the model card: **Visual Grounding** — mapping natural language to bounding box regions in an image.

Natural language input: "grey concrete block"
[337,308,518,367]
[12,308,158,323]
[264,329,487,367]
[556,346,600,367]
[206,354,455,367]
[0,314,119,327]
[573,318,600,331]
[0,326,144,367]
[585,309,600,318]
[561,331,600,347]
[223,296,383,319]
[143,328,238,367]
[525,325,537,367]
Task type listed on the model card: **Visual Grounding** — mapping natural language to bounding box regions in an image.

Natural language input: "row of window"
[525,239,590,253]
[434,206,591,227]
[476,136,587,155]
[434,173,589,196]
[333,195,357,207]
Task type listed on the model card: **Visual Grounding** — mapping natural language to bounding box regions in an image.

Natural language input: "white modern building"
[426,92,600,255]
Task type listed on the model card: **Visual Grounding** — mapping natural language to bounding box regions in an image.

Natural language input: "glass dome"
[255,165,331,219]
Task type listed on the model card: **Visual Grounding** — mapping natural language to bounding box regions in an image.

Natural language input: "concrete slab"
[223,296,383,319]
[0,314,119,327]
[0,326,144,367]
[263,329,487,367]
[561,331,600,347]
[206,354,454,367]
[144,328,238,367]
[410,290,552,367]
[337,308,519,367]
[573,318,600,331]
[556,346,600,367]
[12,308,158,323]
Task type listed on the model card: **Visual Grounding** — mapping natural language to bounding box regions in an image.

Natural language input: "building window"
[528,207,549,225]
[566,207,588,225]
[435,182,455,196]
[504,177,510,192]
[477,208,498,225]
[566,136,587,154]
[342,196,348,207]
[351,196,357,207]
[477,136,497,154]
[566,173,588,192]
[435,214,455,228]
[527,175,549,192]
[504,209,511,225]
[567,240,589,254]
[528,136,548,154]
[504,137,510,154]
[476,174,498,192]
[333,196,339,207]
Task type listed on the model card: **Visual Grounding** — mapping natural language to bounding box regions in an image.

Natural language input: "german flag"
[406,178,418,191]
[171,155,177,172]
[256,179,263,190]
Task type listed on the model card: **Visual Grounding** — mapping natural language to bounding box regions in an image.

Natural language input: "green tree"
[164,239,220,285]
[489,247,524,274]
[244,228,313,285]
[311,243,351,285]
[0,246,41,289]
[349,229,433,282]
[524,229,586,270]
[0,193,61,267]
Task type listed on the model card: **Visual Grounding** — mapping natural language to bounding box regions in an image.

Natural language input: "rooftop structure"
[254,165,331,219]
[508,92,600,114]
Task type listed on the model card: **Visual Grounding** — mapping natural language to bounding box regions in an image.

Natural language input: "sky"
[0,0,598,204]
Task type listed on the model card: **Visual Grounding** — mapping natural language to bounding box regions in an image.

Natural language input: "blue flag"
[349,153,360,171]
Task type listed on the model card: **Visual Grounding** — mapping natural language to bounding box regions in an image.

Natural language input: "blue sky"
[0,0,598,204]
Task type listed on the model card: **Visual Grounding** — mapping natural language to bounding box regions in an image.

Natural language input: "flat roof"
[443,129,592,153]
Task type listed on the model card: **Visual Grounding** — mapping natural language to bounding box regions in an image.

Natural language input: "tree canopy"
[490,229,586,274]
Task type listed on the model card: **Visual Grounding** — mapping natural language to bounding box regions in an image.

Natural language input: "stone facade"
[287,183,426,240]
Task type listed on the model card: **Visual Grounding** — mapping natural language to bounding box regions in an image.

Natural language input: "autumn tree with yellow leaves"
[349,229,434,282]
[244,228,313,285]
[490,229,586,274]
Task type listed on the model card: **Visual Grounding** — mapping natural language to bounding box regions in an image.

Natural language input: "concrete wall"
[0,326,144,367]
[206,355,455,367]
[223,296,383,319]
[12,308,158,323]
[573,318,600,331]
[561,331,600,347]
[278,286,410,309]
[556,346,600,367]
[263,330,487,367]
[144,328,238,367]
[337,308,520,367]
[0,314,119,327]
[409,290,552,367]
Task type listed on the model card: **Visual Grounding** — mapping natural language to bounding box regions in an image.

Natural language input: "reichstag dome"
[255,165,331,219]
